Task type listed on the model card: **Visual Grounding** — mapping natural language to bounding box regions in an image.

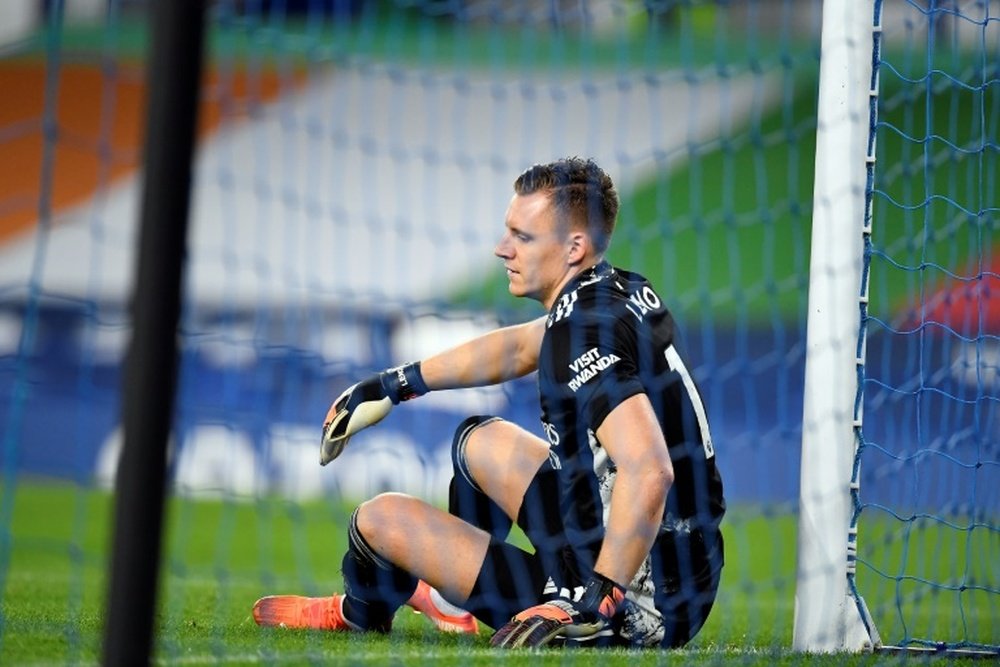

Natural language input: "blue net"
[853,0,999,653]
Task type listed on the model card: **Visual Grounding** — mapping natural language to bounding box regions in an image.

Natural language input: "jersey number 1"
[664,345,715,459]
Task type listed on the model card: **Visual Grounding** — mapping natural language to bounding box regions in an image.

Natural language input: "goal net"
[795,0,997,656]
[0,0,994,662]
[855,0,999,654]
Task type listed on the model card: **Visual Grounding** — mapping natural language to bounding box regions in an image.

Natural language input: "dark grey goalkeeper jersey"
[537,260,726,581]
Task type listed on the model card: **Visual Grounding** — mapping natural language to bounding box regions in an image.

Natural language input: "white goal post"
[793,0,881,653]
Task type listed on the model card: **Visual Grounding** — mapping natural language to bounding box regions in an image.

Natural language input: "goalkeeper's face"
[495,192,581,309]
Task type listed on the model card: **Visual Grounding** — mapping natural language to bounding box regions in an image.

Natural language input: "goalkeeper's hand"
[320,362,429,465]
[489,574,626,649]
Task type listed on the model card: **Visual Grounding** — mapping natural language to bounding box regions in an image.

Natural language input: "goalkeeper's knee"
[341,506,418,630]
[450,415,502,494]
[448,416,511,538]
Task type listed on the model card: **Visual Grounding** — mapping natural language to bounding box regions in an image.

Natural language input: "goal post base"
[847,594,880,653]
[792,593,880,653]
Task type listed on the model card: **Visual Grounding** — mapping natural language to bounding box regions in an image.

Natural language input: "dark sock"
[340,508,418,631]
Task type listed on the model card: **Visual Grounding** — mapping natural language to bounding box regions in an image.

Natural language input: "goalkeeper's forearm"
[592,394,674,586]
[593,465,671,587]
[419,317,545,390]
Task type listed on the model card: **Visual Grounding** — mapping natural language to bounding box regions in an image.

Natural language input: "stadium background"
[0,0,996,662]
[1,0,985,512]
[1,2,814,505]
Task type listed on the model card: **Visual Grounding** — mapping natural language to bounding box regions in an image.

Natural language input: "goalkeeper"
[253,157,726,648]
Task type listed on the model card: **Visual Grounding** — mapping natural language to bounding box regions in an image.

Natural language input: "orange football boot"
[406,580,479,635]
[252,593,371,632]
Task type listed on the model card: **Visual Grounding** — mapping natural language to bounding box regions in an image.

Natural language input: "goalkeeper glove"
[489,573,626,649]
[320,362,429,465]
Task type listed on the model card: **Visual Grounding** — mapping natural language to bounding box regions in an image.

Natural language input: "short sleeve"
[547,305,645,432]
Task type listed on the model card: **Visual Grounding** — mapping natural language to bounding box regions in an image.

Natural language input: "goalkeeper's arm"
[419,315,546,390]
[321,316,545,465]
[592,392,674,586]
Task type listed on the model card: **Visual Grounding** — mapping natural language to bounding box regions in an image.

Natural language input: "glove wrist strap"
[381,362,430,403]
[580,572,626,618]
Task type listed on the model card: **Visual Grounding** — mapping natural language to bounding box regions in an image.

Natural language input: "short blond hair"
[513,157,619,254]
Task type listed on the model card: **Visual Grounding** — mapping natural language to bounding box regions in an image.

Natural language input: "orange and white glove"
[490,574,626,648]
[320,362,428,465]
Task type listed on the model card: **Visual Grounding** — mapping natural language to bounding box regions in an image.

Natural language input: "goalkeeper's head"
[513,157,619,255]
[497,158,620,308]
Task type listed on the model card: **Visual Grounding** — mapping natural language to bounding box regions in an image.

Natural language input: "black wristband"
[579,572,627,617]
[380,362,430,404]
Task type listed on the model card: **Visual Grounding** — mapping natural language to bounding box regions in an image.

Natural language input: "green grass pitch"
[0,478,994,665]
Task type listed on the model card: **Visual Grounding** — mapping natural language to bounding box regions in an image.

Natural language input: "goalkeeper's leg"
[258,417,567,636]
[449,415,567,561]
[335,492,502,620]
[339,506,420,631]
[336,416,564,627]
[252,507,411,633]
[447,415,584,632]
[448,416,514,539]
[254,500,490,634]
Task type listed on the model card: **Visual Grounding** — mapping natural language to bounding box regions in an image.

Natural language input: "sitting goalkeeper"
[253,157,726,648]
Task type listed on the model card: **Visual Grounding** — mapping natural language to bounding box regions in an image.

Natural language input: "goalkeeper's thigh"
[449,416,513,539]
[462,538,549,631]
[450,416,568,575]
